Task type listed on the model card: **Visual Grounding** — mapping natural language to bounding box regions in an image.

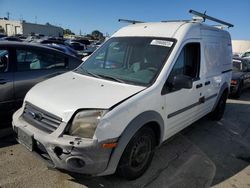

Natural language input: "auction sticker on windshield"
[150,40,173,47]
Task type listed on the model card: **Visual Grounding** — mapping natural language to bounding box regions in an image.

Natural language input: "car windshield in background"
[233,61,242,72]
[76,37,174,86]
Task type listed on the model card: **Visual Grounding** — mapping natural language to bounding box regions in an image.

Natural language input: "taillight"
[231,80,237,85]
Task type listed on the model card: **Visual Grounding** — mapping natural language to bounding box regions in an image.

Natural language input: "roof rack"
[118,19,144,24]
[189,9,234,28]
[118,10,234,28]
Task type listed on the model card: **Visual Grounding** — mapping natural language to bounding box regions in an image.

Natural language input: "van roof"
[113,21,229,39]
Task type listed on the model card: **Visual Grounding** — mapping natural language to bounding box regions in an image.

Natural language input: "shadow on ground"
[0,118,17,148]
[0,134,17,149]
[67,91,250,188]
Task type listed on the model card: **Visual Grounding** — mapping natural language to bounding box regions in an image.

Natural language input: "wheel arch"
[97,110,164,176]
[212,82,229,111]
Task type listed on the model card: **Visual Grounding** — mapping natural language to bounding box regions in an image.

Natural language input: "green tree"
[63,29,75,35]
[91,30,104,40]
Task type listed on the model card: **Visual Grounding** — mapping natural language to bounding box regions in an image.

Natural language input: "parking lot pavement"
[0,90,250,188]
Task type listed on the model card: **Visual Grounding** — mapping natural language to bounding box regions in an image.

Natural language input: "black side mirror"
[172,75,193,90]
[162,74,193,95]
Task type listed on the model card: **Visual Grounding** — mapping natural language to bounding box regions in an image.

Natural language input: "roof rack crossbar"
[118,19,144,24]
[189,9,234,28]
[161,20,190,23]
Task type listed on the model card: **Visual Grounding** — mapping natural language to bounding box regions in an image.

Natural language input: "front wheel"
[210,92,227,121]
[116,127,156,180]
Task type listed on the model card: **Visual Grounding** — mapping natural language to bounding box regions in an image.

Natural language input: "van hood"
[25,71,145,122]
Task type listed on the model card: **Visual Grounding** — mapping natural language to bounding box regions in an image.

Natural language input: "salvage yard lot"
[0,90,250,188]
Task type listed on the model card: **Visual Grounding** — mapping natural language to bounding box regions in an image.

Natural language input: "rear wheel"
[210,92,227,121]
[234,82,243,99]
[117,127,156,180]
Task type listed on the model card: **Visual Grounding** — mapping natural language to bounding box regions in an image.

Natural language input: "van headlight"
[69,110,107,138]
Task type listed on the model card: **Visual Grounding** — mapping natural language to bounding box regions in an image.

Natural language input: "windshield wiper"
[97,74,125,83]
[78,67,102,78]
[77,67,125,83]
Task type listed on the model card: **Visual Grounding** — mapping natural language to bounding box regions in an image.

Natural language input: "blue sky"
[0,0,249,39]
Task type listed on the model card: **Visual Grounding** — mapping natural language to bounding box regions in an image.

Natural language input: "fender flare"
[98,110,164,176]
[212,82,229,111]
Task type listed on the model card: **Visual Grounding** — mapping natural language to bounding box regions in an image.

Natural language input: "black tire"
[116,127,156,180]
[210,92,227,121]
[234,82,243,99]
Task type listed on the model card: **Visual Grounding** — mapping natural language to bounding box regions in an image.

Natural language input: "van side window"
[168,43,200,81]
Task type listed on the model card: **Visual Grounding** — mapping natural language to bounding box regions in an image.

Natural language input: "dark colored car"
[0,41,82,127]
[71,39,90,46]
[44,43,78,57]
[230,58,250,98]
[0,36,22,42]
[0,33,7,39]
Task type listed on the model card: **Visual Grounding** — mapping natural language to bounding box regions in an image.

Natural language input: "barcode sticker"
[150,40,173,47]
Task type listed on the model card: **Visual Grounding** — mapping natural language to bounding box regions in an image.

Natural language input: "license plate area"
[18,128,34,151]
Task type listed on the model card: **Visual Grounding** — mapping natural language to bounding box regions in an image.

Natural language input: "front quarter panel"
[94,86,166,176]
[94,85,165,142]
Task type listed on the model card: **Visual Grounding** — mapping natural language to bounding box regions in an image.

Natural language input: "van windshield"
[76,37,174,86]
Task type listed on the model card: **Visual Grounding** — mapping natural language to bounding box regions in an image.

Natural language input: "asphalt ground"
[0,89,250,188]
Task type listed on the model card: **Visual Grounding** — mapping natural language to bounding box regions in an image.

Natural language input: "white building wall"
[0,19,63,37]
[22,22,63,36]
[0,20,22,36]
[232,40,250,54]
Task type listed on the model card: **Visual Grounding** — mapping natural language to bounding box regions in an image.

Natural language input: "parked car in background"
[33,38,65,45]
[0,41,82,128]
[0,33,7,39]
[65,40,86,58]
[44,43,78,58]
[71,38,90,46]
[0,36,22,42]
[241,49,250,59]
[230,58,250,98]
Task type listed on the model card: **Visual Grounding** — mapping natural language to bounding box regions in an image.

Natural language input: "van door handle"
[196,83,203,89]
[205,81,211,86]
[199,96,205,103]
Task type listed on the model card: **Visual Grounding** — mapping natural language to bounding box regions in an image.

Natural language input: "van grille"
[22,102,62,133]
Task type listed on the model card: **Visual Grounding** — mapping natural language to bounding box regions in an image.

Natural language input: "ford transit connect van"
[13,11,233,180]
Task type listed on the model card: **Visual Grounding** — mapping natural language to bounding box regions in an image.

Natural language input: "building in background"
[0,18,63,37]
[232,40,250,54]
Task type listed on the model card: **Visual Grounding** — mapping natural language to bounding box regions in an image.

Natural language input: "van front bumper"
[12,110,114,176]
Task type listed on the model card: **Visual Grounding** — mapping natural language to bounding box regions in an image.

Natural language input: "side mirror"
[172,75,193,90]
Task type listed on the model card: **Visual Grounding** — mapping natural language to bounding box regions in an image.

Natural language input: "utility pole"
[6,12,10,20]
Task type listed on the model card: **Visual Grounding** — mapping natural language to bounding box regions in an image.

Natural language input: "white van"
[13,11,233,180]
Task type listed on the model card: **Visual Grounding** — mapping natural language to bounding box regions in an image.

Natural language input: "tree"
[91,30,104,40]
[63,29,75,35]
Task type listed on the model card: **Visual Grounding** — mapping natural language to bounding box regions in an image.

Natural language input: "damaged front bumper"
[12,109,114,176]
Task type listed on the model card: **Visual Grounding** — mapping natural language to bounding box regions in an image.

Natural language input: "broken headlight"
[69,110,107,138]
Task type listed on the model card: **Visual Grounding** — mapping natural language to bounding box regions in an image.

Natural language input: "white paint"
[150,39,173,47]
[13,21,232,175]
